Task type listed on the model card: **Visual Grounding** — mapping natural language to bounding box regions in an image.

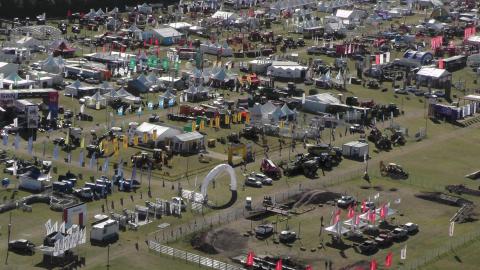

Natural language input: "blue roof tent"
[403,50,434,65]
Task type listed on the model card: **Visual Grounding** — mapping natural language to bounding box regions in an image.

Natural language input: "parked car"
[279,230,296,243]
[374,233,393,247]
[85,77,100,84]
[337,195,355,207]
[8,239,35,254]
[359,240,378,254]
[255,224,274,239]
[394,88,408,95]
[245,177,262,188]
[251,173,273,185]
[389,227,408,240]
[400,222,419,234]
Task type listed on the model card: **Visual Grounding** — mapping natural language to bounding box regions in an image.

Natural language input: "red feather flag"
[348,206,355,219]
[305,265,312,270]
[143,40,147,47]
[439,59,444,69]
[385,251,393,268]
[370,259,377,270]
[380,204,386,219]
[67,10,72,17]
[334,209,341,224]
[275,259,282,270]
[361,200,366,213]
[155,39,159,46]
[245,251,254,267]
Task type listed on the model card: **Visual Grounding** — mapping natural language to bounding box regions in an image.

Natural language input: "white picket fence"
[148,240,245,270]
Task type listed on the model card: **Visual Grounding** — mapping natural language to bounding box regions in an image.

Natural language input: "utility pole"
[107,244,111,269]
[5,212,12,265]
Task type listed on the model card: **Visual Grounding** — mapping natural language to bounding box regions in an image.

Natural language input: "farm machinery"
[281,154,319,178]
[368,127,406,150]
[130,149,172,169]
[380,161,409,179]
[260,158,282,179]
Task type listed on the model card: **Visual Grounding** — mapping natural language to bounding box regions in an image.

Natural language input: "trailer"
[342,141,369,160]
[90,219,119,244]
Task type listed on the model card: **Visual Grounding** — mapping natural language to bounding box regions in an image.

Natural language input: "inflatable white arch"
[201,164,237,198]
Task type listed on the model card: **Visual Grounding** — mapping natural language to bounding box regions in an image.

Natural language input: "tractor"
[375,135,392,150]
[368,128,382,143]
[240,126,260,141]
[227,132,241,144]
[281,154,318,178]
[131,151,154,169]
[260,158,282,179]
[380,161,408,179]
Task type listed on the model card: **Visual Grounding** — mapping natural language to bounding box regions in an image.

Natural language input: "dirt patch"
[338,260,370,270]
[191,228,247,255]
[292,190,341,208]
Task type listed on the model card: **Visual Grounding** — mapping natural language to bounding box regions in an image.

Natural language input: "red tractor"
[260,158,282,179]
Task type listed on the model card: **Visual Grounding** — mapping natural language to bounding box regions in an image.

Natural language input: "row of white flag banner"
[45,219,86,256]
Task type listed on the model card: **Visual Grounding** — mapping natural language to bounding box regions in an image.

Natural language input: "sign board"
[26,105,39,128]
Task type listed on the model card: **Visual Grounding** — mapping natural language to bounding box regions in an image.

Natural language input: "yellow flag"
[134,135,139,146]
[103,141,109,155]
[80,137,85,148]
[215,116,220,128]
[99,140,103,151]
[210,118,214,128]
[123,136,128,149]
[238,112,242,123]
[143,132,148,143]
[199,120,205,131]
[192,121,197,131]
[279,121,284,128]
[225,114,230,125]
[232,113,237,123]
[246,113,251,124]
[153,129,157,140]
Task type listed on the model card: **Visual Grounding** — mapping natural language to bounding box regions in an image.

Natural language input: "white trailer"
[342,141,369,160]
[90,219,119,244]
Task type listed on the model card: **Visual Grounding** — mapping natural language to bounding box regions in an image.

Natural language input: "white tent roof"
[281,103,295,116]
[116,87,134,98]
[262,101,277,114]
[135,122,181,140]
[324,222,350,236]
[375,205,397,218]
[416,67,450,78]
[343,216,368,229]
[306,93,340,104]
[89,91,106,102]
[335,9,354,19]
